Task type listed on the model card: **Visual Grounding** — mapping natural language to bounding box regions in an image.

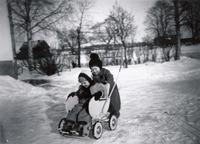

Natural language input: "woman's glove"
[93,91,103,101]
[102,81,109,85]
[68,92,76,97]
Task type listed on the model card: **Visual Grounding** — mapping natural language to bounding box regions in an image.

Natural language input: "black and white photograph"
[0,0,200,143]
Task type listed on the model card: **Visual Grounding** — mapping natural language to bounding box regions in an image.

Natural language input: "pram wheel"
[93,121,103,139]
[58,118,66,134]
[109,115,118,131]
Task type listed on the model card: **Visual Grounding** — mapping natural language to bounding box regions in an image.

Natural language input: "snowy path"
[0,57,200,144]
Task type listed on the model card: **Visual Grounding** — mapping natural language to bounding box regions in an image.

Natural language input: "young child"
[62,70,106,135]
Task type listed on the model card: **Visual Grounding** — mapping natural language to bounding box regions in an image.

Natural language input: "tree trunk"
[27,22,34,70]
[122,41,128,68]
[7,0,18,78]
[175,28,181,60]
[174,0,181,60]
[194,19,199,44]
[190,19,195,45]
[192,29,196,45]
[7,1,16,58]
[77,28,81,68]
[163,31,166,48]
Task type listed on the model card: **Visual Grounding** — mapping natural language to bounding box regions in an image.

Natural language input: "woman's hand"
[93,91,103,100]
[102,81,107,84]
[68,92,76,97]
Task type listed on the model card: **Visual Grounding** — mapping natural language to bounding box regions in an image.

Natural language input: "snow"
[1,45,200,144]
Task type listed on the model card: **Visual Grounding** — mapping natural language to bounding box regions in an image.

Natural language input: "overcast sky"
[90,0,156,42]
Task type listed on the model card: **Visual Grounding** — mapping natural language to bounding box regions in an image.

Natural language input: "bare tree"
[144,0,173,47]
[10,0,73,70]
[57,28,78,53]
[91,18,118,51]
[171,0,189,60]
[92,22,111,45]
[109,2,137,68]
[145,4,161,37]
[71,0,95,67]
[184,0,200,44]
[142,35,153,43]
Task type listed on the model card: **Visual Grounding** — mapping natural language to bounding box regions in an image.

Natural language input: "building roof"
[19,40,50,50]
[16,40,51,60]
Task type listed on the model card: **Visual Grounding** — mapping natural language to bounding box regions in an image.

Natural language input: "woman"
[89,53,121,118]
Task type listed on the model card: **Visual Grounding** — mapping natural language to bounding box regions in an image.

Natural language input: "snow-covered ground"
[181,44,200,53]
[182,45,200,60]
[0,45,200,144]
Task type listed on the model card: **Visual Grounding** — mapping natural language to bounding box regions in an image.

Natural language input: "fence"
[92,45,177,66]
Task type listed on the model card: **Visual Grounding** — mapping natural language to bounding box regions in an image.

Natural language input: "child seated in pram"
[61,70,106,135]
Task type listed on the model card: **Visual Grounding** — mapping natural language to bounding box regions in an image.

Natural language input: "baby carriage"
[58,83,118,139]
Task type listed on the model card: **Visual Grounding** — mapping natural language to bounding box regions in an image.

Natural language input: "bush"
[35,57,59,76]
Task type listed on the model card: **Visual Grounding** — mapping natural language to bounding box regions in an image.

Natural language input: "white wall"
[0,0,13,61]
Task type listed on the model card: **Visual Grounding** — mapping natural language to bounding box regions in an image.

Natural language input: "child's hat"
[78,70,93,83]
[89,53,102,69]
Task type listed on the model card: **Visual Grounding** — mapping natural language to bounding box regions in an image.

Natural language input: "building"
[16,40,51,60]
[0,0,17,79]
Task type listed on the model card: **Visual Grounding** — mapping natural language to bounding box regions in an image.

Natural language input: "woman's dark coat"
[92,68,121,113]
